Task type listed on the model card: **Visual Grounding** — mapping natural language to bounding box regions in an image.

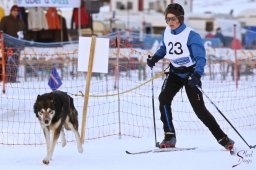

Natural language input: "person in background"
[205,21,214,39]
[0,5,25,82]
[147,3,235,150]
[215,27,226,47]
[205,32,215,39]
[0,5,25,39]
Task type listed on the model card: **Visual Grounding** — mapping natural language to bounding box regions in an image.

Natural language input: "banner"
[16,0,80,8]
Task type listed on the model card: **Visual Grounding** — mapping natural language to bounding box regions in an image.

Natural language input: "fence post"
[81,35,96,144]
[0,31,6,94]
[116,32,121,138]
[233,24,238,89]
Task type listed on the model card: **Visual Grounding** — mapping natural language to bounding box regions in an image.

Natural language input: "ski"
[125,147,197,155]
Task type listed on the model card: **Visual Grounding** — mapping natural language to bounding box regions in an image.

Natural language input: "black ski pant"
[158,72,226,141]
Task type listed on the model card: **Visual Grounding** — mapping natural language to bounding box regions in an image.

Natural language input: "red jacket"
[72,5,89,29]
[46,7,61,30]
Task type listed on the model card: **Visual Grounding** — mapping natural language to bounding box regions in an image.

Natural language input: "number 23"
[168,42,183,55]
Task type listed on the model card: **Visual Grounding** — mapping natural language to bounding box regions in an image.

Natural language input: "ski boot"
[159,132,176,148]
[218,135,235,150]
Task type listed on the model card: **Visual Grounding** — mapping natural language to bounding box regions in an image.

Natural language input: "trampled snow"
[0,130,255,170]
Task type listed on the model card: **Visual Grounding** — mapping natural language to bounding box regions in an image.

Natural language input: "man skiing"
[147,3,234,150]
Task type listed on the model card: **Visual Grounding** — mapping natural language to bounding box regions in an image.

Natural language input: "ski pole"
[196,85,256,149]
[151,67,159,147]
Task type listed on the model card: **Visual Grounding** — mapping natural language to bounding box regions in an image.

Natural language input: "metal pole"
[116,32,121,138]
[233,24,238,89]
[151,68,158,147]
[78,5,81,36]
[196,85,256,149]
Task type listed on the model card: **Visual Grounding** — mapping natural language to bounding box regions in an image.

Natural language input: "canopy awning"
[17,0,80,8]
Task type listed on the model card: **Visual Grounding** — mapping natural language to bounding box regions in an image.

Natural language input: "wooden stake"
[81,35,96,144]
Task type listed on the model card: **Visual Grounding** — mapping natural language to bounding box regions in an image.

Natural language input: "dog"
[33,90,83,164]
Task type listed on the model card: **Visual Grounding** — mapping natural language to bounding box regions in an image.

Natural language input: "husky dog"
[34,91,83,164]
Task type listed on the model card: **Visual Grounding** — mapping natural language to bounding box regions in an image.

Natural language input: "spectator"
[0,5,25,82]
[215,27,226,47]
[0,5,25,38]
[205,21,214,38]
[205,32,215,39]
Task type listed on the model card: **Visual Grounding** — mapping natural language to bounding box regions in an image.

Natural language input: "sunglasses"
[165,15,183,22]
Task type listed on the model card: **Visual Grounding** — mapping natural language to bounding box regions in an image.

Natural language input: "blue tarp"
[244,26,256,49]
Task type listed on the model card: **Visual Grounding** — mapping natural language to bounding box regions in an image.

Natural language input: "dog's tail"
[69,97,79,130]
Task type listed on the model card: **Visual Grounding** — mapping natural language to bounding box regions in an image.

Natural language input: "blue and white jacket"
[154,23,206,78]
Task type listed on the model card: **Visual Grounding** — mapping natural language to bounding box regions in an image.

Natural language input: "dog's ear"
[36,95,41,100]
[34,95,42,117]
[33,102,39,117]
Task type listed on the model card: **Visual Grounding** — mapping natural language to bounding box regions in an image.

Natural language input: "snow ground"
[0,130,255,170]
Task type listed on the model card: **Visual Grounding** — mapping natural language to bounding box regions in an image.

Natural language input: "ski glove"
[147,55,159,68]
[188,72,201,87]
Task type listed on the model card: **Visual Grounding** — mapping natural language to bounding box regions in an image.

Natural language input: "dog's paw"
[62,140,67,147]
[42,159,50,165]
[78,146,83,153]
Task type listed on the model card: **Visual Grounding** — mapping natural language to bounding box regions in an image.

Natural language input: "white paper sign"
[78,37,109,73]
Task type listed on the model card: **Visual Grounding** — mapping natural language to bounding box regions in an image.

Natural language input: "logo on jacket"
[172,57,190,65]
